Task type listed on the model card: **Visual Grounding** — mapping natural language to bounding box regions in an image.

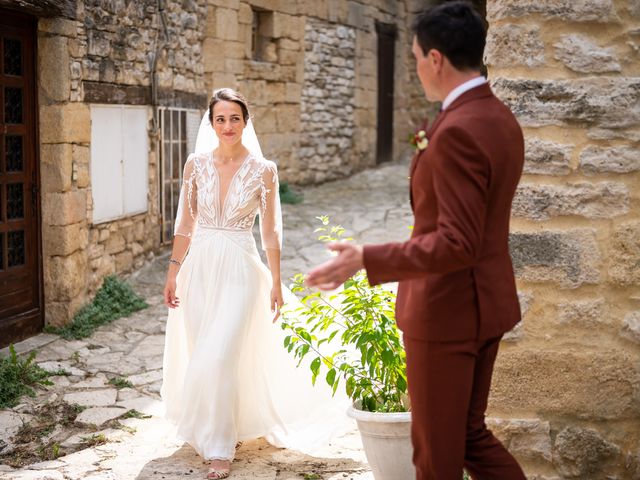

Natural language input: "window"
[90,105,149,224]
[251,8,276,62]
[158,107,201,244]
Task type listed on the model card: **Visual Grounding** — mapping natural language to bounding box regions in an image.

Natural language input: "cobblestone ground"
[0,160,412,480]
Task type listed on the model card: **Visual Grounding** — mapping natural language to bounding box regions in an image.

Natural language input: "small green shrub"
[279,182,303,204]
[281,216,407,413]
[0,345,53,408]
[45,275,148,340]
[108,376,133,389]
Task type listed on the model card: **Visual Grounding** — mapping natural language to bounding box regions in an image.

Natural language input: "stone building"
[0,0,638,478]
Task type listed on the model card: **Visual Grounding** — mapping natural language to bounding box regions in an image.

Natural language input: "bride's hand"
[271,285,284,323]
[163,275,180,309]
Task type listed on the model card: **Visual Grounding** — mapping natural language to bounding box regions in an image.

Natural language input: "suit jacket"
[363,83,524,342]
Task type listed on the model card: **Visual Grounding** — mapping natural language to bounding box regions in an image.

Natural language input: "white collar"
[441,76,487,111]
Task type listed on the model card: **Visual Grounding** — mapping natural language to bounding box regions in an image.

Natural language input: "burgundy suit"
[363,83,526,479]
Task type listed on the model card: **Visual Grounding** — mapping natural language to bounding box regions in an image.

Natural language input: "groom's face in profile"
[412,35,442,103]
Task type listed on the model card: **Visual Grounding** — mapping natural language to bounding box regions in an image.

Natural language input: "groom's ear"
[428,49,444,71]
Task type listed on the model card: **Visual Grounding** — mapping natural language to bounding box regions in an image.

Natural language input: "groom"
[306,2,526,479]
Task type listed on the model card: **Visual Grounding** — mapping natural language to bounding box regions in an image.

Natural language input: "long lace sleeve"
[259,160,282,250]
[174,154,198,238]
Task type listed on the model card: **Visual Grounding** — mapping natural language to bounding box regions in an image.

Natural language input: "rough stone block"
[42,190,87,226]
[620,311,640,344]
[44,250,88,301]
[39,103,91,143]
[327,0,348,23]
[347,1,368,30]
[557,298,607,327]
[44,297,85,328]
[72,145,90,188]
[524,138,573,175]
[238,3,252,24]
[63,389,117,407]
[215,8,238,41]
[554,34,621,73]
[509,229,600,288]
[40,143,73,193]
[553,427,620,478]
[492,77,640,129]
[486,418,552,464]
[512,182,629,220]
[115,250,134,273]
[608,221,640,286]
[276,104,301,131]
[487,0,616,22]
[75,407,125,427]
[38,35,70,103]
[38,18,78,37]
[485,24,544,68]
[580,145,640,174]
[105,232,126,255]
[43,222,88,257]
[491,349,638,420]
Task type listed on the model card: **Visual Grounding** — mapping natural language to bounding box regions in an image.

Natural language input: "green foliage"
[0,345,53,409]
[121,409,151,419]
[45,275,148,340]
[281,216,408,413]
[108,376,133,389]
[80,433,108,447]
[279,181,303,204]
[302,474,322,480]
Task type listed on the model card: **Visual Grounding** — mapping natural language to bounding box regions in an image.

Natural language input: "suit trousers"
[403,335,526,480]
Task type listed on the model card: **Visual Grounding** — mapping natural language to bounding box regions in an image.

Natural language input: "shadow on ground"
[135,439,369,480]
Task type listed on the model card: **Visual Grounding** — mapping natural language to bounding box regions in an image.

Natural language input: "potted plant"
[281,216,415,480]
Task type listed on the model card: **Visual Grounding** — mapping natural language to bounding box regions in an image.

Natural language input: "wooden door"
[0,10,43,348]
[376,22,396,164]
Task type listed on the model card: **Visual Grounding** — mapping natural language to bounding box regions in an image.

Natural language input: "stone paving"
[0,159,412,480]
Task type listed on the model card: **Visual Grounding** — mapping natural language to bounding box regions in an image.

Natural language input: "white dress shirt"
[441,76,487,111]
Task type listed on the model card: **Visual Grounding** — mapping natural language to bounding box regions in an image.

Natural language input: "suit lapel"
[408,83,494,210]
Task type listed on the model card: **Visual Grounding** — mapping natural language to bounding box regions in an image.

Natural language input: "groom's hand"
[305,242,364,290]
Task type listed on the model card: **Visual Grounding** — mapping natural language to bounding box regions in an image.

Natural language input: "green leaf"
[310,357,321,378]
[326,368,336,386]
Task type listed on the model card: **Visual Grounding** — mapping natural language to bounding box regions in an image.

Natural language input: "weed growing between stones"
[80,433,108,448]
[0,345,54,409]
[121,409,151,419]
[45,275,148,340]
[108,376,133,389]
[0,401,85,467]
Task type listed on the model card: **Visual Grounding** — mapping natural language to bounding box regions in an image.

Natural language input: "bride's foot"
[206,459,230,479]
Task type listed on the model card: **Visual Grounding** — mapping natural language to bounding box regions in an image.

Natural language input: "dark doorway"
[0,9,43,347]
[375,22,396,164]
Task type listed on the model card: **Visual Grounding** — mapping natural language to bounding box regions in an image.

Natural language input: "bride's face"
[212,100,246,146]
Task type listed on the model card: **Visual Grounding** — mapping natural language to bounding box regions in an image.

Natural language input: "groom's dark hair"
[412,1,486,72]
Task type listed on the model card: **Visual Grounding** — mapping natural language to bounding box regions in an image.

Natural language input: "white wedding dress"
[161,150,346,461]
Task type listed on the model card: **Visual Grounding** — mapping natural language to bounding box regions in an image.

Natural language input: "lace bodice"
[174,152,282,250]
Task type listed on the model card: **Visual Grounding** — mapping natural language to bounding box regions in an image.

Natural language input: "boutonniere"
[409,129,429,152]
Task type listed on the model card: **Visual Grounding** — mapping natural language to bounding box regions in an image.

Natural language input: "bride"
[161,88,344,479]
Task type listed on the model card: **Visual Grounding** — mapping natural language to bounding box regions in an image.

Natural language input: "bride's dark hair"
[209,88,250,124]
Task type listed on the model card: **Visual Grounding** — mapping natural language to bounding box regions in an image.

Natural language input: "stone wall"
[485,0,640,478]
[299,20,356,183]
[37,0,208,326]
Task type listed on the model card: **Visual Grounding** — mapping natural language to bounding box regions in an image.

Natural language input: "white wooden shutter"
[90,105,149,223]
